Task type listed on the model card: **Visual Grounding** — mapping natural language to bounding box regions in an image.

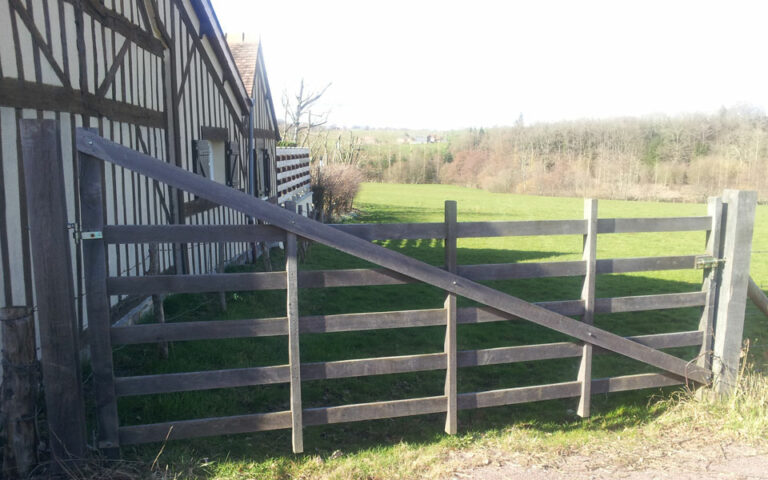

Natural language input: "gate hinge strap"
[695,255,725,270]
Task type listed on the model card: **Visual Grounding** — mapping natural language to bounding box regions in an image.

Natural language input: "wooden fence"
[20,121,757,460]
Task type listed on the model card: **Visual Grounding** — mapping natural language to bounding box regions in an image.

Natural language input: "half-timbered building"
[0,0,280,321]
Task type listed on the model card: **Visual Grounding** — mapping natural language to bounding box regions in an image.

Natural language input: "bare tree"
[282,79,332,145]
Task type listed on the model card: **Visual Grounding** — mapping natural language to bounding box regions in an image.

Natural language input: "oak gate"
[21,120,757,458]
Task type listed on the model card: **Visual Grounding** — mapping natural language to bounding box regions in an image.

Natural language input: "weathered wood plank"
[578,199,597,418]
[590,372,683,393]
[77,130,711,384]
[698,198,723,370]
[713,190,757,394]
[457,219,587,237]
[328,222,447,241]
[111,317,288,344]
[597,216,711,234]
[747,276,768,319]
[458,261,586,280]
[595,291,706,313]
[595,256,698,274]
[119,411,292,445]
[458,382,581,409]
[107,271,287,295]
[444,200,458,435]
[20,119,87,462]
[115,365,289,396]
[285,230,304,453]
[303,396,447,426]
[105,257,704,296]
[102,224,286,244]
[79,152,121,455]
[458,331,703,367]
[302,353,447,381]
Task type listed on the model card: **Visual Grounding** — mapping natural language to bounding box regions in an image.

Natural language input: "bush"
[311,163,364,221]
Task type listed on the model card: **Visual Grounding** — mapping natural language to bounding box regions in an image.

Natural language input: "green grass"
[110,184,768,479]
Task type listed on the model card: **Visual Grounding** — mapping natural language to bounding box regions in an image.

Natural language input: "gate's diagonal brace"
[76,129,711,385]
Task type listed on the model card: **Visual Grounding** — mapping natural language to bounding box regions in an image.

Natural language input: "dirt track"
[449,442,768,480]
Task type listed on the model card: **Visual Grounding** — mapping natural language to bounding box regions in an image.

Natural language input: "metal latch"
[695,255,724,270]
[67,223,102,241]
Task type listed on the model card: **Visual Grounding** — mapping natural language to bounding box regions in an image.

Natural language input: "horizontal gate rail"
[116,371,683,445]
[105,257,704,295]
[100,216,713,244]
[110,292,706,345]
[113,330,702,397]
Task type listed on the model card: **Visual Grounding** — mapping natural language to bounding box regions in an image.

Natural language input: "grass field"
[109,184,768,479]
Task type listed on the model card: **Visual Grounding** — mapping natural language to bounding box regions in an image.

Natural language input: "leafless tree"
[281,79,332,145]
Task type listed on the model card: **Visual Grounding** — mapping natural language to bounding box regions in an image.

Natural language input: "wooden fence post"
[19,119,87,465]
[577,199,597,417]
[1,307,38,479]
[149,244,169,359]
[444,200,458,434]
[218,241,228,312]
[712,190,757,395]
[79,151,121,457]
[698,197,723,371]
[284,202,304,453]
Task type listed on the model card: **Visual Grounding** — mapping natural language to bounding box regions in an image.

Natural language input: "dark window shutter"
[225,140,240,188]
[262,149,271,197]
[192,139,211,178]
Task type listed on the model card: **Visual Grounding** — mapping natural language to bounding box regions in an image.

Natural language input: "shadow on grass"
[110,236,707,475]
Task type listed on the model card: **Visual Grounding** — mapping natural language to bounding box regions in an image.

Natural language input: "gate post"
[19,119,87,466]
[443,200,458,434]
[698,197,723,371]
[577,199,597,418]
[712,190,757,395]
[79,151,121,457]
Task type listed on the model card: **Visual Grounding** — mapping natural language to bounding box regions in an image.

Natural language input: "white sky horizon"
[213,0,768,130]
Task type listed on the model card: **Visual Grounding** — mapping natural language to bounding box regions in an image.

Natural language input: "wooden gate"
[21,121,758,457]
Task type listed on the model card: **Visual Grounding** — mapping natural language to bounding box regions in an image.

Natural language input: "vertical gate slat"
[577,199,598,418]
[285,201,304,453]
[80,152,121,457]
[444,200,458,434]
[698,197,723,371]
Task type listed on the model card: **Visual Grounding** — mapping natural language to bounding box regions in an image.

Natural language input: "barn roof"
[190,0,250,112]
[228,41,260,96]
[227,37,281,141]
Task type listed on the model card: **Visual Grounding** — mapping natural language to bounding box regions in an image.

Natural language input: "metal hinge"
[695,255,725,270]
[67,223,102,242]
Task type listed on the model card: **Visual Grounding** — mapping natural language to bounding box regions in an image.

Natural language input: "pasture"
[112,184,768,479]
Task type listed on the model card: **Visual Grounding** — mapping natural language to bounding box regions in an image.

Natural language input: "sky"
[212,0,768,130]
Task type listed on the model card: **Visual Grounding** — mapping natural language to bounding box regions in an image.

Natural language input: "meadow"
[109,184,768,479]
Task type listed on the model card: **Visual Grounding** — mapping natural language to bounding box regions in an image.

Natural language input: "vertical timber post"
[19,119,87,466]
[79,151,121,457]
[284,201,304,453]
[712,190,757,395]
[577,198,597,418]
[218,241,228,312]
[1,307,38,478]
[149,243,169,359]
[698,197,723,371]
[444,200,458,434]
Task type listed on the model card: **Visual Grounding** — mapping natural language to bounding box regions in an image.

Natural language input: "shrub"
[311,163,364,221]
